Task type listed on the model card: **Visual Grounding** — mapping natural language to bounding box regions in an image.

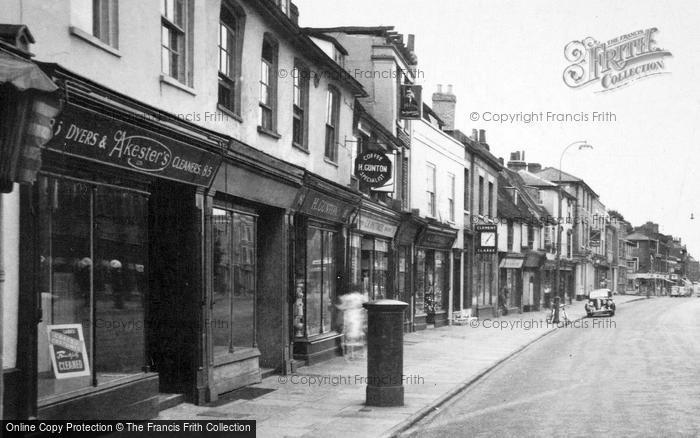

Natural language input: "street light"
[553,141,593,323]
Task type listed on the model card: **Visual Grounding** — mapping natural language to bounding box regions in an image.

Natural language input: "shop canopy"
[499,257,524,269]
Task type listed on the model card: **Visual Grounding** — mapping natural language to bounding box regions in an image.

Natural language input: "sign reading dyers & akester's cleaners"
[354,151,392,188]
[46,104,222,187]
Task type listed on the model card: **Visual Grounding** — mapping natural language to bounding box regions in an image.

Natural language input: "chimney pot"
[447,84,453,94]
[472,129,478,141]
[437,84,443,93]
[407,34,415,51]
[478,129,486,143]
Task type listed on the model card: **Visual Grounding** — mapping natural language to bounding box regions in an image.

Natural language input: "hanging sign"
[47,324,90,379]
[354,151,393,188]
[399,84,422,119]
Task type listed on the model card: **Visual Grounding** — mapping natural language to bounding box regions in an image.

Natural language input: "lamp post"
[553,141,593,323]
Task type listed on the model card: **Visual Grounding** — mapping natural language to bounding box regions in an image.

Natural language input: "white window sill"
[324,157,338,167]
[69,26,121,58]
[160,74,196,96]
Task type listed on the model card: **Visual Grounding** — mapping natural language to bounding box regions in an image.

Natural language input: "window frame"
[161,0,192,86]
[478,175,485,216]
[448,173,455,222]
[259,34,279,133]
[292,60,310,150]
[218,1,245,115]
[426,163,436,217]
[324,86,341,162]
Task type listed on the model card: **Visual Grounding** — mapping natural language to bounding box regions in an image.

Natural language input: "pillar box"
[363,299,408,407]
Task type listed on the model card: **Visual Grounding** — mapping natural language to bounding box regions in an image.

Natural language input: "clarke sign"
[354,151,392,188]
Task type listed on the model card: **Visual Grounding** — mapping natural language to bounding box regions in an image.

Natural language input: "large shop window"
[212,208,256,356]
[415,249,448,314]
[37,176,147,400]
[349,235,389,301]
[296,225,337,338]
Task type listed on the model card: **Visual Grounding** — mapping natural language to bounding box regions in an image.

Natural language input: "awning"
[500,257,524,269]
[0,51,57,92]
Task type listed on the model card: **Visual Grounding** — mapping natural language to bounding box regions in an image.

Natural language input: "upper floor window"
[218,2,245,114]
[324,86,340,162]
[448,173,455,222]
[507,220,514,251]
[463,168,469,211]
[488,181,494,218]
[527,224,534,249]
[426,163,436,217]
[292,62,309,149]
[161,0,192,85]
[478,176,484,216]
[259,35,278,132]
[72,0,119,48]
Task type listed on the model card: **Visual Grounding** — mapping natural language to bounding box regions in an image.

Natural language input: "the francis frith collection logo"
[563,28,672,92]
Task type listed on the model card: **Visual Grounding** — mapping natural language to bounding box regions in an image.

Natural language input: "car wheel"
[587,312,592,318]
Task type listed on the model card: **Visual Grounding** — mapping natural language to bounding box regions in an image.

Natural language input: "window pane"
[94,187,147,385]
[433,252,446,312]
[212,208,233,354]
[415,249,425,314]
[306,228,323,336]
[37,178,93,398]
[325,125,335,161]
[232,212,256,348]
[321,231,335,333]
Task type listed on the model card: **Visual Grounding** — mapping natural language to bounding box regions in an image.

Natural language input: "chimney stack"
[432,83,457,131]
[527,163,542,173]
[407,34,415,52]
[507,150,527,171]
[472,129,478,141]
[478,129,486,143]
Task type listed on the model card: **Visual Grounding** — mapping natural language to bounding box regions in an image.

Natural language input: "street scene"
[0,0,699,437]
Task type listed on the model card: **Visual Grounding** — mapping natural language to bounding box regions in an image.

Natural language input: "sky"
[296,0,700,257]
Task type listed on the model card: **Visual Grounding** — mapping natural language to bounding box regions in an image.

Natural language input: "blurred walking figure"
[337,292,367,360]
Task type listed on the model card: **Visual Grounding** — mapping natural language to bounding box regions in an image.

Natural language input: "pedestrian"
[337,292,367,360]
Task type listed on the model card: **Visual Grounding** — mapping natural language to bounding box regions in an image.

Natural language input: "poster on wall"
[399,84,422,119]
[47,324,91,379]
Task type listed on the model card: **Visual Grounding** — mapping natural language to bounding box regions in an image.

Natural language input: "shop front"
[522,251,545,312]
[205,139,303,400]
[349,204,400,302]
[292,176,360,365]
[13,68,223,419]
[414,224,457,329]
[498,254,524,314]
[395,213,423,332]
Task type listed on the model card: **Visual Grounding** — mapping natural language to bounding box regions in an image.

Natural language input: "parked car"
[585,288,616,317]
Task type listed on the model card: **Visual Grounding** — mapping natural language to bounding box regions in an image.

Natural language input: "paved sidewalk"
[157,295,646,438]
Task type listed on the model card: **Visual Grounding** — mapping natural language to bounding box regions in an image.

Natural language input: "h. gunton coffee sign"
[47,104,222,187]
[354,151,392,188]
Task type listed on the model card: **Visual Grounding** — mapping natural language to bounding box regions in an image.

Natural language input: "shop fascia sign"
[354,151,393,189]
[46,103,222,187]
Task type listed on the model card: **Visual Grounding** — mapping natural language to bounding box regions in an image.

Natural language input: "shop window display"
[37,176,147,400]
[212,208,256,356]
